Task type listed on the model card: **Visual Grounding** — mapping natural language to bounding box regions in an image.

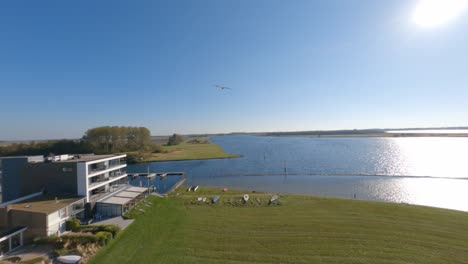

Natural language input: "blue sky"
[1,0,467,140]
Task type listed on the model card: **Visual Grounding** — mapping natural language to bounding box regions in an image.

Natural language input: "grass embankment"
[90,188,468,264]
[142,138,239,162]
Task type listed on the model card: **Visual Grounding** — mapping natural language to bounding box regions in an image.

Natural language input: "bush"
[152,144,164,153]
[99,225,121,238]
[60,233,99,244]
[33,235,60,245]
[167,133,184,146]
[96,231,113,246]
[78,224,121,238]
[66,218,81,232]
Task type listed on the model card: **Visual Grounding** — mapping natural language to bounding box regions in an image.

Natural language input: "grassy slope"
[90,188,468,264]
[144,139,239,162]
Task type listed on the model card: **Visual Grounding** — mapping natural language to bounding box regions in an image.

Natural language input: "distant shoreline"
[266,133,468,138]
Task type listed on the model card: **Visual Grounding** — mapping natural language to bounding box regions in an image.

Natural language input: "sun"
[412,0,468,28]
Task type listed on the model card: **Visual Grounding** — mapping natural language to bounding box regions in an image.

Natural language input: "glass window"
[0,240,9,255]
[59,208,67,218]
[11,234,21,249]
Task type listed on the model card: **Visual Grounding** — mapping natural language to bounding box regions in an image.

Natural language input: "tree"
[84,126,153,153]
[167,134,184,146]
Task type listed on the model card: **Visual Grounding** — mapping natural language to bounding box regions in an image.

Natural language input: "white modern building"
[1,154,128,204]
[75,154,128,202]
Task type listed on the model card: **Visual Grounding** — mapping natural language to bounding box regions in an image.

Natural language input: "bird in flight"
[214,84,232,90]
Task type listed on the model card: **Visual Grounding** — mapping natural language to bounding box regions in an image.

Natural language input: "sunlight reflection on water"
[129,136,468,211]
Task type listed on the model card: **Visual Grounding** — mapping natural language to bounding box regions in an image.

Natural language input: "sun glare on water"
[412,0,468,28]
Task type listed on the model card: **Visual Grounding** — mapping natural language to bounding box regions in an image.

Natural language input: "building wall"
[47,209,68,236]
[21,163,78,197]
[8,210,47,241]
[1,157,29,202]
[0,207,8,228]
[77,163,88,201]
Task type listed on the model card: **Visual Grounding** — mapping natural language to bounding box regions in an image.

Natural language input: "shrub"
[152,144,164,153]
[101,225,121,238]
[167,133,184,146]
[96,231,113,246]
[61,233,99,244]
[78,224,121,237]
[65,218,81,232]
[33,234,60,245]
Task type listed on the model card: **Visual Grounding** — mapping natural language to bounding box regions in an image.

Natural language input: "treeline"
[0,140,92,157]
[84,126,155,153]
[0,126,162,158]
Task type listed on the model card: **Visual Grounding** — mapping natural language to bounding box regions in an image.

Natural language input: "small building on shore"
[95,186,149,218]
[0,192,86,241]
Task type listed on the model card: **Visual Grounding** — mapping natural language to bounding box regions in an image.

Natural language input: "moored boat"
[56,255,81,264]
[270,195,279,203]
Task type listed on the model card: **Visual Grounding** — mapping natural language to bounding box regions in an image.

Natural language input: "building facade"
[1,154,127,204]
[0,193,86,241]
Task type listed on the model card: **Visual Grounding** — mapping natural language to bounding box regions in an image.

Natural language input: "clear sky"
[1,0,467,140]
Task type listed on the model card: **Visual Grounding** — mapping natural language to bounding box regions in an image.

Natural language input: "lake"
[128,135,468,212]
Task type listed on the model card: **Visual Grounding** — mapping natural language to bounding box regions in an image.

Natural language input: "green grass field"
[90,188,468,264]
[144,138,239,162]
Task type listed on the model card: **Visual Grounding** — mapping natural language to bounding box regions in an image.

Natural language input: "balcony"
[70,202,85,216]
[109,170,127,179]
[87,163,126,178]
[89,184,127,203]
[89,177,108,188]
[88,173,128,190]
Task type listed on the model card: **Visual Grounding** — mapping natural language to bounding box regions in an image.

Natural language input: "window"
[59,208,67,218]
[62,167,73,172]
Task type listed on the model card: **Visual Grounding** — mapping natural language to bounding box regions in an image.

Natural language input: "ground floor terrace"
[95,186,149,219]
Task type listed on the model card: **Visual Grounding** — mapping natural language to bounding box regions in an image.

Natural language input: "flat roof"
[58,154,123,163]
[115,191,140,199]
[8,195,85,214]
[126,186,149,193]
[96,185,148,206]
[0,154,125,163]
[100,196,132,206]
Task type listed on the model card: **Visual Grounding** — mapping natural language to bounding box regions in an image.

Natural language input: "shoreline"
[184,184,468,213]
[130,154,241,164]
[264,133,468,138]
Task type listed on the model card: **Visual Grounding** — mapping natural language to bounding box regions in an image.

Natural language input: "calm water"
[128,174,183,194]
[128,135,468,211]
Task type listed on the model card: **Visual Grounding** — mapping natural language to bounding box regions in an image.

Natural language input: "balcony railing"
[89,191,108,202]
[88,162,126,174]
[89,184,127,202]
[88,178,109,188]
[109,171,127,178]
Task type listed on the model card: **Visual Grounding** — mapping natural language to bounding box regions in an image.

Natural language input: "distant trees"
[84,126,153,153]
[0,126,160,157]
[167,134,184,146]
[0,140,92,157]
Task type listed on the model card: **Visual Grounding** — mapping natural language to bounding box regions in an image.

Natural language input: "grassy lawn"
[90,188,468,264]
[143,138,239,162]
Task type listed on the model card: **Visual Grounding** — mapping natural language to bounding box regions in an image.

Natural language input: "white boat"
[188,185,199,192]
[243,194,249,202]
[56,255,81,264]
[270,195,279,203]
